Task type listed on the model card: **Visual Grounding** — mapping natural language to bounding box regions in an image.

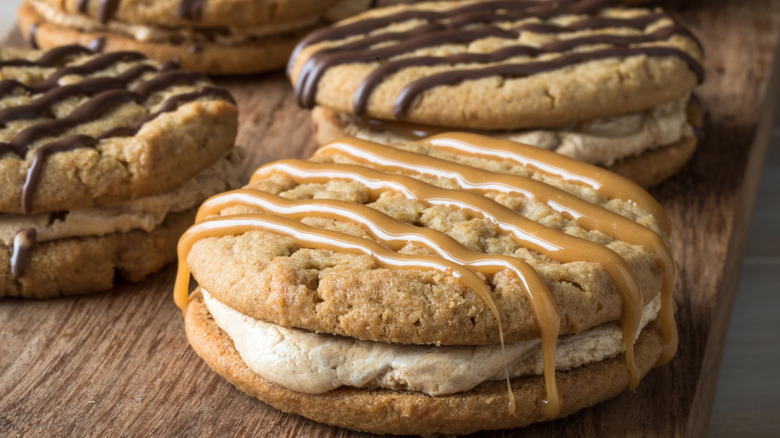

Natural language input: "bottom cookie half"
[0,207,196,299]
[185,289,665,436]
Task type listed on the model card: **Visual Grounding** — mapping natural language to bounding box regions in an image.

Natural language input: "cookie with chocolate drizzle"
[177,133,676,435]
[289,0,705,187]
[0,45,241,298]
[16,0,372,74]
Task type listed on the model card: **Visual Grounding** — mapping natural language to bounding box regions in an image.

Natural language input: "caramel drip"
[248,159,645,387]
[193,189,561,416]
[291,0,703,112]
[314,137,677,366]
[10,228,37,278]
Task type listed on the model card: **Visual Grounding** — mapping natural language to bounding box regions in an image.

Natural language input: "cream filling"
[339,96,693,167]
[30,0,371,46]
[203,288,660,396]
[0,149,243,245]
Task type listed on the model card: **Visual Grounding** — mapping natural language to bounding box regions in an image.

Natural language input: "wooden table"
[2,1,779,436]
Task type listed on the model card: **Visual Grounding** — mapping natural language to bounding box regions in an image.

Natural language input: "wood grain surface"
[2,1,779,436]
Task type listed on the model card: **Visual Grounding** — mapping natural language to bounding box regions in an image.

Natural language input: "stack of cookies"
[289,0,705,187]
[1,45,241,298]
[16,0,371,74]
[177,133,677,435]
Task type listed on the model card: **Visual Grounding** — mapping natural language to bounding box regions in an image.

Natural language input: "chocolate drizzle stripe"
[22,134,98,214]
[353,25,697,115]
[131,70,209,97]
[514,11,669,34]
[289,0,594,67]
[77,0,121,24]
[0,45,92,69]
[394,46,704,118]
[10,228,37,278]
[0,51,149,101]
[16,86,233,214]
[178,0,207,20]
[297,25,518,108]
[0,66,157,128]
[291,1,704,115]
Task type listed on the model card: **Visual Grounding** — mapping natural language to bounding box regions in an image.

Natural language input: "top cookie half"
[289,0,704,130]
[34,0,345,28]
[0,45,237,214]
[181,133,674,347]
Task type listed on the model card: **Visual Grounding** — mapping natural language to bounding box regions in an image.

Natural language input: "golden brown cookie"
[1,45,241,298]
[18,0,371,74]
[175,133,678,434]
[290,0,704,185]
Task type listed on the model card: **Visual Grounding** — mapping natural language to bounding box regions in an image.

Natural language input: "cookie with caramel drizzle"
[177,132,676,435]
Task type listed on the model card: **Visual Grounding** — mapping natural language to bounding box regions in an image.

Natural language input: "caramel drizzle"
[291,0,703,114]
[10,228,36,278]
[314,137,677,365]
[174,134,675,414]
[421,134,678,362]
[243,159,645,390]
[423,133,671,234]
[174,215,531,410]
[190,188,560,416]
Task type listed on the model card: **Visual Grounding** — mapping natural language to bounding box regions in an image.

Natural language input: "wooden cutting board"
[2,1,779,436]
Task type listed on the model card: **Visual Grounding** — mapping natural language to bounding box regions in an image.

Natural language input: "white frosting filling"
[0,151,242,245]
[203,288,660,396]
[340,96,693,167]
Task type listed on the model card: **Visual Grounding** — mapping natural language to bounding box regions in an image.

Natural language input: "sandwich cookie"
[17,0,372,74]
[1,45,241,298]
[289,0,705,187]
[176,133,677,435]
